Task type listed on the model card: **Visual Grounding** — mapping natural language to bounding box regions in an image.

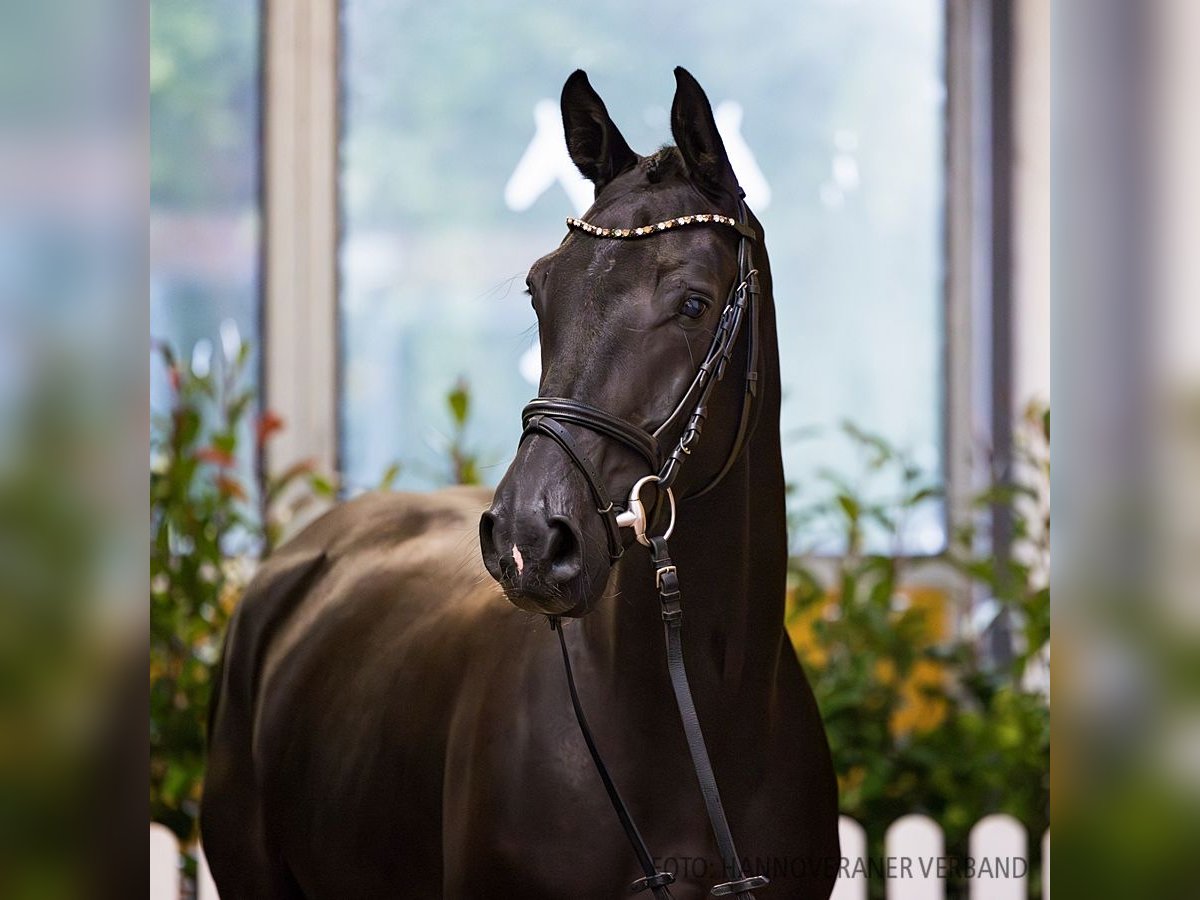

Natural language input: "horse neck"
[582,273,787,722]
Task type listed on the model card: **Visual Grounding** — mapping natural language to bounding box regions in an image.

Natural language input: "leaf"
[309,473,337,498]
[458,459,480,486]
[836,493,860,523]
[153,338,176,367]
[227,392,252,426]
[905,486,943,506]
[216,474,247,500]
[211,432,237,456]
[174,408,201,449]
[841,420,893,455]
[256,410,285,446]
[447,379,470,426]
[266,458,317,503]
[195,446,236,468]
[377,461,402,490]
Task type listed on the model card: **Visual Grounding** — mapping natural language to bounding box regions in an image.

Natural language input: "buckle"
[711,874,769,896]
[630,871,676,893]
[655,564,677,590]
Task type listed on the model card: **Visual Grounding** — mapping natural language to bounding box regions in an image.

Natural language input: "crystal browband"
[566,213,754,240]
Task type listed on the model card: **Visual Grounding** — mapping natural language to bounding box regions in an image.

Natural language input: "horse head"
[481,67,759,617]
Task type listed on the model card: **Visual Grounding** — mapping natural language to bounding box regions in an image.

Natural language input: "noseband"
[516,194,769,899]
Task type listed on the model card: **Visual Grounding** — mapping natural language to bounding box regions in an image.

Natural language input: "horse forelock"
[644,145,683,183]
[584,149,732,231]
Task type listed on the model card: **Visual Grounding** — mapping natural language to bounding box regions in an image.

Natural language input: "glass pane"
[340,0,945,552]
[150,1,261,425]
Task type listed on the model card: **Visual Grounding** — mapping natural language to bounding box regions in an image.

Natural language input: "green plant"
[946,403,1051,681]
[788,408,1050,898]
[149,340,335,841]
[445,378,481,486]
[150,345,456,841]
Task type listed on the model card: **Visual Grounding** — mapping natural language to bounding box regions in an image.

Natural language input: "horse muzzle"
[479,504,595,616]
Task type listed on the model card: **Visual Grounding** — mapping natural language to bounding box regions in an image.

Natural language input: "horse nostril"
[482,506,583,589]
[545,516,582,583]
[479,510,503,578]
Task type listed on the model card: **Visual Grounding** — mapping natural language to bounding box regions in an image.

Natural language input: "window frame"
[260,0,341,481]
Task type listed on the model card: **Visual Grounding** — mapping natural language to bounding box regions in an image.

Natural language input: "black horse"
[202,68,839,898]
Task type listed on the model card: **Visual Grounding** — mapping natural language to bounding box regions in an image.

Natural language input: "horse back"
[201,487,506,897]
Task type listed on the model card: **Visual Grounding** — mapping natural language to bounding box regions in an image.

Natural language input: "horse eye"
[680,296,708,319]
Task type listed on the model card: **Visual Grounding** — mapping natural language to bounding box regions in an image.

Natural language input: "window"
[339,0,946,551]
[150,0,262,419]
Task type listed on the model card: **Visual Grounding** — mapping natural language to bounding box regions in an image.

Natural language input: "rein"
[520,194,768,899]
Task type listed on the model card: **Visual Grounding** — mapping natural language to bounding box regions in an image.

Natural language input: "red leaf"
[215,475,248,501]
[195,446,236,468]
[256,410,286,446]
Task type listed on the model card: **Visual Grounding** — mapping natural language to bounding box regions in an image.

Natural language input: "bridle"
[515,192,769,899]
[521,199,761,559]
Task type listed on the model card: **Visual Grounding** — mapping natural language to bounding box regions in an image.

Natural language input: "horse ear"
[560,70,638,191]
[670,67,738,198]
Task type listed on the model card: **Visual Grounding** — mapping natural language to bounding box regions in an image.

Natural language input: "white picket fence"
[830,815,1049,900]
[151,815,1049,899]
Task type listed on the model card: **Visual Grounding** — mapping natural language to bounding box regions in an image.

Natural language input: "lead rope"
[648,537,767,899]
[551,539,768,898]
[550,618,676,898]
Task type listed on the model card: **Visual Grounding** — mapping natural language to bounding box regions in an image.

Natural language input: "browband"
[566,213,757,242]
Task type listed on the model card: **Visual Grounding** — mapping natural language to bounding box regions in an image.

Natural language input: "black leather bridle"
[521,197,761,561]
[516,193,769,899]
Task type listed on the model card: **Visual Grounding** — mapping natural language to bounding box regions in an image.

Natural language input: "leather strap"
[551,619,675,899]
[650,537,767,900]
[549,537,768,899]
[521,415,624,560]
[684,265,761,501]
[651,202,759,497]
[730,219,757,241]
[523,398,661,472]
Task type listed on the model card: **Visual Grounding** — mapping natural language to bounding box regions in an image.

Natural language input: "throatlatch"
[525,194,768,898]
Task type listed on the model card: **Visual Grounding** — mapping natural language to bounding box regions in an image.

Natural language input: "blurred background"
[147,2,1051,897]
[1,0,1198,897]
[151,0,956,548]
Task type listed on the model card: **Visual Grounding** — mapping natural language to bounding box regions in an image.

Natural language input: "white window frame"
[261,0,340,478]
